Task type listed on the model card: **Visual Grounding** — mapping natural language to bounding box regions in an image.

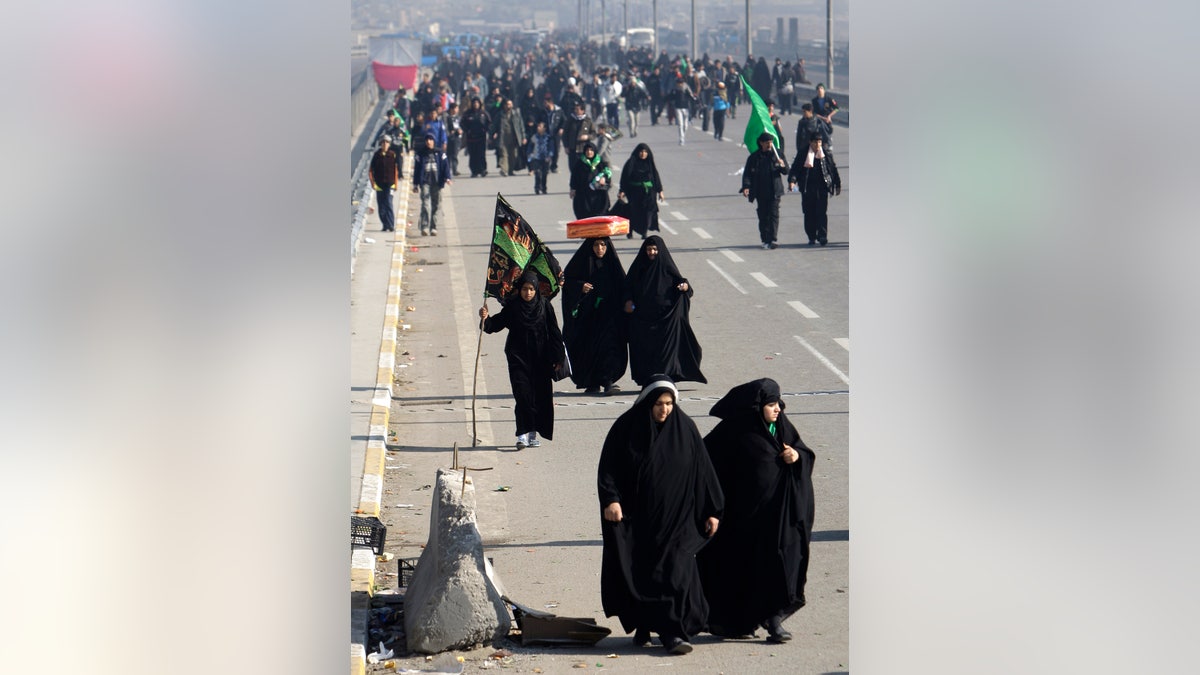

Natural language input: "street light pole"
[653,0,658,56]
[691,0,697,61]
[602,0,607,63]
[624,0,628,55]
[746,0,751,60]
[826,0,834,88]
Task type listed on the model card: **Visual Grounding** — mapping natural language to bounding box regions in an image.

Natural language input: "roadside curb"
[351,154,413,675]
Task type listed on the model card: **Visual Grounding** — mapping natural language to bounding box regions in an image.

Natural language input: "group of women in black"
[477,140,814,656]
[598,375,817,654]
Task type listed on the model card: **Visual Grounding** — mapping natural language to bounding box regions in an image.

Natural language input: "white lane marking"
[720,249,743,263]
[750,272,777,288]
[445,196,494,445]
[706,259,748,295]
[793,335,850,385]
[671,211,689,221]
[660,222,679,235]
[834,337,850,351]
[693,227,713,239]
[557,220,568,230]
[788,300,820,318]
[729,167,744,176]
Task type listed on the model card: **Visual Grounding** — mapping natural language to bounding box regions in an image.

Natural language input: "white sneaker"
[515,433,528,450]
[528,432,541,448]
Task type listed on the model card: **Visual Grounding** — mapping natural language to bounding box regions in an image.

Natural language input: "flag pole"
[472,294,487,446]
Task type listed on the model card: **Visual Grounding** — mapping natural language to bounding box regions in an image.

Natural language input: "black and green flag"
[484,193,563,303]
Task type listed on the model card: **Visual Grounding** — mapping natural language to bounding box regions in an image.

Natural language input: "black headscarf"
[625,235,689,315]
[562,237,625,316]
[620,143,661,189]
[511,270,548,330]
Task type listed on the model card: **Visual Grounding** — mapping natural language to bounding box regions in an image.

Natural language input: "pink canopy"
[371,63,419,91]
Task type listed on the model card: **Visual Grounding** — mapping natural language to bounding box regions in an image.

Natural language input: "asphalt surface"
[366,111,849,673]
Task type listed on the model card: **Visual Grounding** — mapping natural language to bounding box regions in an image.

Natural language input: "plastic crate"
[398,557,418,587]
[351,515,387,555]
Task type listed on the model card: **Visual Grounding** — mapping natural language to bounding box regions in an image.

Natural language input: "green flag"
[740,75,778,153]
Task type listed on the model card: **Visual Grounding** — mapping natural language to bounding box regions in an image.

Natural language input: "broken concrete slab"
[404,468,511,653]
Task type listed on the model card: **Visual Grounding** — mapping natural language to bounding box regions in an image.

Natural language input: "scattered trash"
[573,664,588,669]
[364,237,376,244]
[406,306,416,311]
[401,324,412,330]
[544,602,559,609]
[494,486,511,492]
[395,503,415,508]
[367,641,394,663]
[417,268,424,272]
[378,552,394,561]
[489,649,513,659]
[606,654,619,658]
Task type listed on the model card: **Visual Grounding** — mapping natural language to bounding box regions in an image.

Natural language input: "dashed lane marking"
[834,337,849,351]
[660,222,678,235]
[750,272,777,287]
[720,249,744,263]
[671,211,689,220]
[693,227,713,239]
[794,335,850,385]
[386,389,850,414]
[706,259,748,294]
[788,300,820,318]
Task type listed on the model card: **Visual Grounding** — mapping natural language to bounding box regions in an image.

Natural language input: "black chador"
[481,272,565,440]
[598,379,724,646]
[561,237,627,393]
[697,379,816,638]
[622,236,706,387]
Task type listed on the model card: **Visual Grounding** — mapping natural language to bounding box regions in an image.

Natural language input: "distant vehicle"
[626,28,655,49]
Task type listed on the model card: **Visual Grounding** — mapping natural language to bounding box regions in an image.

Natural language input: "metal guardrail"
[351,92,388,267]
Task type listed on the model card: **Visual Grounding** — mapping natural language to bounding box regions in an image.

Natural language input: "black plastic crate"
[351,515,387,554]
[398,557,418,587]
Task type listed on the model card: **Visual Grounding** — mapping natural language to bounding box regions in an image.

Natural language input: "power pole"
[745,0,751,60]
[602,0,607,63]
[623,0,628,54]
[691,0,697,60]
[826,0,834,88]
[653,0,658,56]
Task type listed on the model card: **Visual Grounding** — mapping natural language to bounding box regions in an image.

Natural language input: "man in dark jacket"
[794,103,832,152]
[369,136,400,233]
[740,133,789,249]
[412,133,452,236]
[788,133,842,246]
[536,95,566,173]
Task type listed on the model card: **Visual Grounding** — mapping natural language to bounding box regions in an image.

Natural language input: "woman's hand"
[618,191,625,201]
[603,502,623,522]
[623,300,634,314]
[780,443,799,465]
[704,517,720,537]
[479,306,489,320]
[582,282,594,293]
[569,189,576,199]
[676,282,689,292]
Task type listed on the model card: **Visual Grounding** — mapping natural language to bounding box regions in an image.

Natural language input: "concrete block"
[404,468,511,653]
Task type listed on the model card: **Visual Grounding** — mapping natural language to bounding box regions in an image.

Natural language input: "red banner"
[371,63,419,92]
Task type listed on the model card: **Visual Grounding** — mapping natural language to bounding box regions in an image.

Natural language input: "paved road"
[377,112,849,673]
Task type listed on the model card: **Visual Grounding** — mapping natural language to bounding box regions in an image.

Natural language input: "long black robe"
[618,143,663,238]
[482,289,565,439]
[569,142,612,219]
[623,236,707,386]
[598,386,724,639]
[696,379,816,637]
[561,238,628,389]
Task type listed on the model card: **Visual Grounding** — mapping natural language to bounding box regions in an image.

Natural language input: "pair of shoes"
[765,617,793,643]
[663,637,693,655]
[632,628,651,647]
[604,384,621,396]
[584,386,601,394]
[515,433,528,450]
[768,242,779,249]
[481,171,488,177]
[527,432,541,448]
[452,171,460,176]
[819,239,827,246]
[550,168,558,173]
[762,243,771,250]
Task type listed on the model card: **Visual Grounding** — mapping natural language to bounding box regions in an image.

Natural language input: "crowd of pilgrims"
[385,32,821,656]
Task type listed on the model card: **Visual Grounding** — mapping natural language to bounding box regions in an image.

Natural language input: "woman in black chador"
[478,271,565,450]
[568,141,613,219]
[622,236,707,387]
[696,378,816,644]
[598,376,724,655]
[461,97,492,177]
[618,143,665,240]
[561,237,628,395]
